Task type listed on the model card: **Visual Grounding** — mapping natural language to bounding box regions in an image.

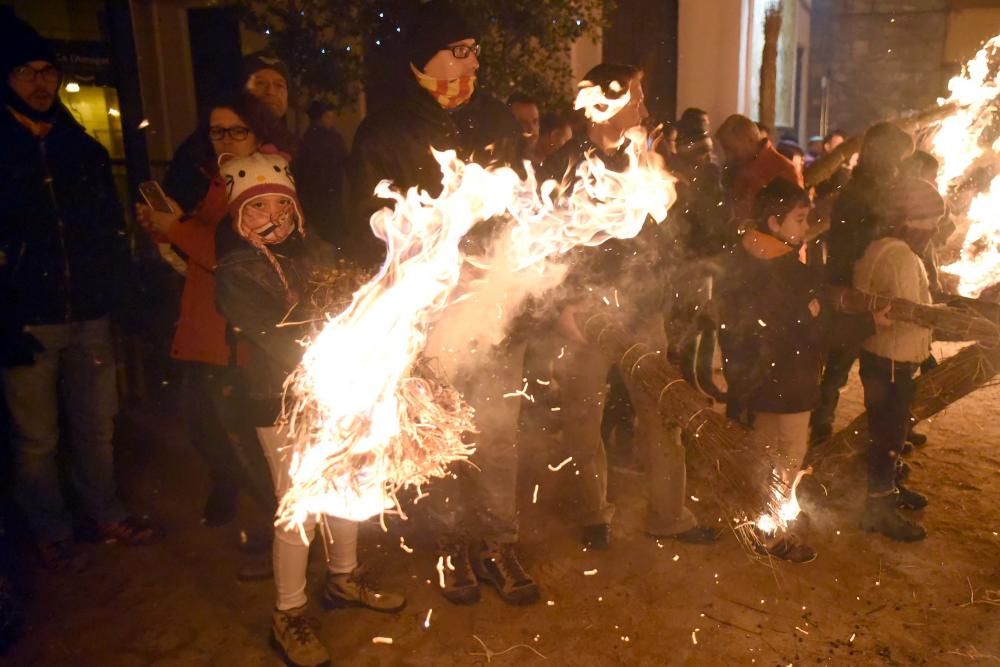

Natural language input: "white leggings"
[257,427,359,611]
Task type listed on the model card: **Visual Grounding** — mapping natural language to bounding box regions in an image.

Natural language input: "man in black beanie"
[0,14,156,570]
[348,0,537,608]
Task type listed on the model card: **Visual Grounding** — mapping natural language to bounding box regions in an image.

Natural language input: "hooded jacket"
[347,83,524,267]
[718,229,874,414]
[853,236,932,363]
[0,104,129,326]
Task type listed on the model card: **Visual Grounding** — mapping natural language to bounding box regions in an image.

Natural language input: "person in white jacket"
[852,177,945,542]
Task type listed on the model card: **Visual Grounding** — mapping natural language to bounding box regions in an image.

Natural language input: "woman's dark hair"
[752,177,810,232]
[205,89,294,153]
[579,63,642,100]
[857,122,913,181]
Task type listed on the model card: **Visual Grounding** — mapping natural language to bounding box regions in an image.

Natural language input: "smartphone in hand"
[139,180,174,214]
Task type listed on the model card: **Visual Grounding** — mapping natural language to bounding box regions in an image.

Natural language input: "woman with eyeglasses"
[136,90,289,580]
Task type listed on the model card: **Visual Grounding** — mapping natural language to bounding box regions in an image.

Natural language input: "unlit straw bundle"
[803,101,960,189]
[836,288,1000,347]
[577,311,785,541]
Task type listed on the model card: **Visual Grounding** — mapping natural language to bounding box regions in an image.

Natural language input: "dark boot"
[582,523,611,549]
[436,541,480,605]
[862,494,926,542]
[906,429,928,447]
[895,483,928,510]
[473,541,539,605]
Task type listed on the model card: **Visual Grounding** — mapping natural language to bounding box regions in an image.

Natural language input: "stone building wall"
[807,0,952,136]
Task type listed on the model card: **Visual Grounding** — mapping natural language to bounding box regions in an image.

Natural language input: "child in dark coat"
[718,178,885,561]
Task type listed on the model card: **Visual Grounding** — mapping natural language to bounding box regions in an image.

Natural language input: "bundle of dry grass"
[836,288,1000,347]
[576,311,785,542]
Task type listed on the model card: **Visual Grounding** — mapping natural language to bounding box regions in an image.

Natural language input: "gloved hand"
[1,325,43,368]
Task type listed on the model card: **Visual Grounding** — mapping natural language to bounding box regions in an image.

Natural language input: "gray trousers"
[555,313,696,535]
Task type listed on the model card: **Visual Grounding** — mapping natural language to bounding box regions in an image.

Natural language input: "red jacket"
[731,141,803,222]
[166,177,243,366]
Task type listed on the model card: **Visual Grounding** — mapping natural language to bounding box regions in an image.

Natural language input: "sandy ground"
[3,342,998,666]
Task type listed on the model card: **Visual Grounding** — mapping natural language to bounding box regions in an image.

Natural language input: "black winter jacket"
[347,83,524,266]
[718,230,874,414]
[0,105,129,326]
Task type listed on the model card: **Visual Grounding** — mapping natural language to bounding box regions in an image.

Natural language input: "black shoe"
[582,523,611,549]
[754,535,817,563]
[862,494,926,542]
[901,441,915,456]
[896,461,911,483]
[473,541,539,606]
[808,423,832,447]
[906,430,928,447]
[202,478,239,527]
[895,484,928,510]
[436,542,480,605]
[670,525,721,545]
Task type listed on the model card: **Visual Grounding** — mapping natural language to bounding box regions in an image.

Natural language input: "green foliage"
[236,0,611,112]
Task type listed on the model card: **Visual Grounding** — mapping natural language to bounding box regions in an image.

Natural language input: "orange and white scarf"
[410,63,476,110]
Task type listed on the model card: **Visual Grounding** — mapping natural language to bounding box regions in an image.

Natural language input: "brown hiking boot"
[473,541,539,606]
[322,567,406,613]
[271,605,330,667]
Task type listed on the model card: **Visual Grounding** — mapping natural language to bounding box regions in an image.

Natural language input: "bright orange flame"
[755,468,806,535]
[276,122,676,528]
[943,175,1000,297]
[931,35,1000,295]
[931,37,1000,194]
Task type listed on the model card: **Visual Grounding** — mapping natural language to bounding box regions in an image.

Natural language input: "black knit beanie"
[0,12,61,121]
[0,12,56,78]
[405,0,477,72]
[240,51,290,87]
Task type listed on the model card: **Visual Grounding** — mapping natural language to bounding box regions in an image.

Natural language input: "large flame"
[932,35,1000,296]
[942,175,1000,297]
[277,123,676,527]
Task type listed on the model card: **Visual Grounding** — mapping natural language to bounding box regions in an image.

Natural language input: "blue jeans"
[2,318,125,541]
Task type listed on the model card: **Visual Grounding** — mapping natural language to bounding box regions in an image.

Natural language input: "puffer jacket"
[0,104,129,326]
[718,229,875,414]
[347,82,524,266]
[853,236,932,363]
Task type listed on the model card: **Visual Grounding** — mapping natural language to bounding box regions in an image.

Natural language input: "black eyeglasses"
[442,43,480,59]
[11,64,60,83]
[208,126,252,141]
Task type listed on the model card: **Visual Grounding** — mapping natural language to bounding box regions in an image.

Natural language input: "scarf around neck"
[410,63,475,110]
